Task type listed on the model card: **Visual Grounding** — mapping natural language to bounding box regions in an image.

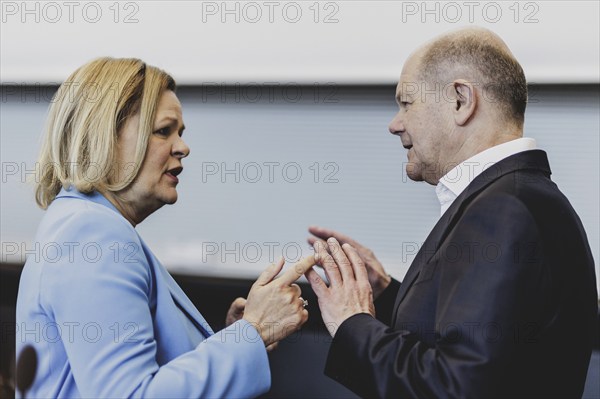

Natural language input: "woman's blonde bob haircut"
[35,57,176,209]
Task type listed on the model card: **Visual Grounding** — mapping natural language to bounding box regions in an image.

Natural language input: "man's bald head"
[414,27,527,127]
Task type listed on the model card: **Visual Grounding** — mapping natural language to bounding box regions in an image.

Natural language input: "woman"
[15,57,313,398]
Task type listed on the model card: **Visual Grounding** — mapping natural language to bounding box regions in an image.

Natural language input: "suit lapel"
[391,204,457,325]
[391,150,551,326]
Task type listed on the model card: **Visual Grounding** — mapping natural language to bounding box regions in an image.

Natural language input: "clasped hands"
[225,226,391,349]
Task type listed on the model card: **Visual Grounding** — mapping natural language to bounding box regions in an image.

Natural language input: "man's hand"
[308,225,391,299]
[305,238,375,337]
[243,256,315,347]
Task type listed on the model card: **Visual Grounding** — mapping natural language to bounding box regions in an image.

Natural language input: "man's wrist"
[330,312,375,337]
[373,274,392,299]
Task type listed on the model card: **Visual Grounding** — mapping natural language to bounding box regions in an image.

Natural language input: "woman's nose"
[173,136,190,158]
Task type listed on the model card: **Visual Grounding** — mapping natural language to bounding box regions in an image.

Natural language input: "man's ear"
[452,79,476,126]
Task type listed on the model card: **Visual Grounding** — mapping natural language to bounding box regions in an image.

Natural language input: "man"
[305,27,598,398]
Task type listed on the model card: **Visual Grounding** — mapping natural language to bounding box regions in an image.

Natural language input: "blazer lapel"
[391,150,551,326]
[155,256,215,337]
[135,234,215,337]
[56,187,216,337]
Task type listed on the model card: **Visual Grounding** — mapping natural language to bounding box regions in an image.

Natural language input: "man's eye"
[154,127,170,136]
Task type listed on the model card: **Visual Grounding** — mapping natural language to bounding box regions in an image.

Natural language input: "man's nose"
[388,113,404,135]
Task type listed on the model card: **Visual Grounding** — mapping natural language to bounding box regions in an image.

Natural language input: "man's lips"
[403,144,413,159]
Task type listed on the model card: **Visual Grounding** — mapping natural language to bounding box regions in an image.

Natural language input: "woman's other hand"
[225,297,246,327]
[243,256,315,348]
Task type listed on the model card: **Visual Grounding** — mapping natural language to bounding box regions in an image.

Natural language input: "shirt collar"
[435,137,537,216]
[55,186,122,216]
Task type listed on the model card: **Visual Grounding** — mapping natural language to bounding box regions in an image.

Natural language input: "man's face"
[388,55,453,185]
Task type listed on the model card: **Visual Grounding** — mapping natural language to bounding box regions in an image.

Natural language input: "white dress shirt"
[435,138,537,217]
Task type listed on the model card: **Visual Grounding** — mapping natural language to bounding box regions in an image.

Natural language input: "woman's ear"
[453,79,476,126]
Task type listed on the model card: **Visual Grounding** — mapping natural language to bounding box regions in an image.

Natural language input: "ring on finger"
[300,298,308,308]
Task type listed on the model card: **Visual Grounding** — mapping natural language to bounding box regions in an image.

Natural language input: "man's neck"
[439,130,523,183]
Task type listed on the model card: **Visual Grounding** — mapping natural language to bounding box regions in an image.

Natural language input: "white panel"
[1,1,598,84]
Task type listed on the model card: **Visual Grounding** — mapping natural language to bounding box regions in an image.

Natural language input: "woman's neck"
[99,189,154,227]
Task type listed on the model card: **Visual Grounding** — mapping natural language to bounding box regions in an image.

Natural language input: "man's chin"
[405,163,423,182]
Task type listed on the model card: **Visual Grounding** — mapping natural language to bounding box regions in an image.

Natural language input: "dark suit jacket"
[325,150,598,398]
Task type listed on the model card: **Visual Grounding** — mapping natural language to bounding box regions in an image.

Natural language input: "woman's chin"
[164,194,178,205]
[158,189,179,205]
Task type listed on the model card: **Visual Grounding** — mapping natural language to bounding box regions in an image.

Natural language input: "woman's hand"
[243,256,315,348]
[225,297,246,327]
[225,297,279,352]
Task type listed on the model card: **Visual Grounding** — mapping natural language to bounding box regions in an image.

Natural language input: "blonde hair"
[35,57,176,209]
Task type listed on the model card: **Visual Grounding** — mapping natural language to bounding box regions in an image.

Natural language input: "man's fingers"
[327,238,355,282]
[308,237,333,262]
[277,255,316,285]
[308,237,327,256]
[305,239,324,270]
[305,268,328,297]
[309,225,339,240]
[255,256,285,286]
[309,225,360,249]
[315,241,342,287]
[342,243,369,282]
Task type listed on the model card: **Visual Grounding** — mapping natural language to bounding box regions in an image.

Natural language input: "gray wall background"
[1,84,599,293]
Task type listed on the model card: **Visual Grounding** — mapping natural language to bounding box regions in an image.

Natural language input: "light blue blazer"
[16,187,271,398]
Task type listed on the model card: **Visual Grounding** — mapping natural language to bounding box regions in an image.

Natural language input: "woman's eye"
[154,127,170,136]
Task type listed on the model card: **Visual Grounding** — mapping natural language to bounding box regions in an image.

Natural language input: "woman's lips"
[165,172,179,183]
